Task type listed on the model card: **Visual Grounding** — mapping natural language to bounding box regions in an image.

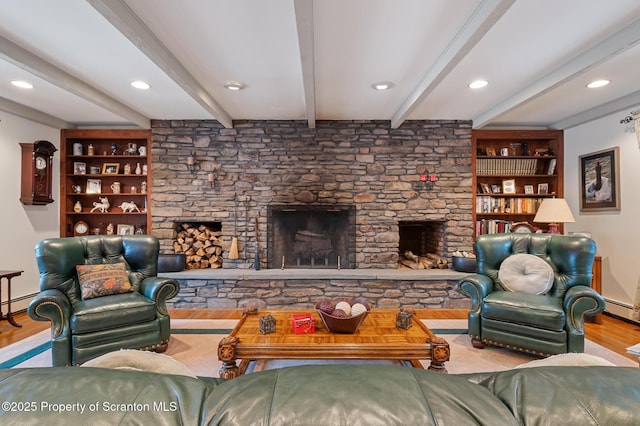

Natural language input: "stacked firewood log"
[397,251,448,269]
[173,224,224,269]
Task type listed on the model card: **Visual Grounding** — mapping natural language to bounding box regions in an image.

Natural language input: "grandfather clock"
[20,140,57,205]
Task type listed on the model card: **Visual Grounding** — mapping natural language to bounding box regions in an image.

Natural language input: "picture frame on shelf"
[117,224,135,235]
[502,179,516,194]
[579,146,620,212]
[491,184,501,194]
[86,179,102,194]
[537,183,549,195]
[524,184,534,195]
[73,162,86,175]
[102,163,120,174]
[480,183,491,194]
[485,148,496,156]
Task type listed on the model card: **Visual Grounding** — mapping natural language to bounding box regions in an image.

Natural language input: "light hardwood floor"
[2,309,638,363]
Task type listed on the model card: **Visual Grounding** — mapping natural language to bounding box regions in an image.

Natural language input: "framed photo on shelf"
[579,146,620,212]
[102,163,120,174]
[480,183,492,194]
[117,224,134,235]
[485,148,497,156]
[502,179,516,194]
[524,184,534,195]
[86,179,102,194]
[73,162,86,175]
[537,183,549,195]
[491,184,501,194]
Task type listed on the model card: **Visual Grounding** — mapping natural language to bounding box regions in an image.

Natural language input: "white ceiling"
[1,0,639,130]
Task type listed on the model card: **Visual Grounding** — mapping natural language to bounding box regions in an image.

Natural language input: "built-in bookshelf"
[60,129,151,237]
[472,129,564,236]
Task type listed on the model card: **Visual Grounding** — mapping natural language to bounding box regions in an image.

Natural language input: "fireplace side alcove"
[268,204,356,269]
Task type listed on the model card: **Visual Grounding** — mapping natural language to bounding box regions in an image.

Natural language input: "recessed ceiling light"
[586,79,610,88]
[11,80,33,89]
[468,80,488,89]
[224,82,246,91]
[131,80,150,90]
[371,81,393,90]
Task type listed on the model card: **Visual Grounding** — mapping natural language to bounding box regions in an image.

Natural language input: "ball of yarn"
[335,301,351,316]
[350,303,367,317]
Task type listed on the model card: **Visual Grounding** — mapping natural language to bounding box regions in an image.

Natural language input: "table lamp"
[533,198,575,234]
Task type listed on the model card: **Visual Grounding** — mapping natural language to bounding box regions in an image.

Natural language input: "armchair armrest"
[563,285,606,333]
[458,274,494,310]
[140,277,180,316]
[27,289,71,339]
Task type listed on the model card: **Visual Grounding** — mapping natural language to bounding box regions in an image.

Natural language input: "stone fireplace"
[150,119,475,269]
[268,205,355,269]
[398,220,447,258]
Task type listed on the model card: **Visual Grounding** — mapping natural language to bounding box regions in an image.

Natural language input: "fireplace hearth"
[268,205,355,269]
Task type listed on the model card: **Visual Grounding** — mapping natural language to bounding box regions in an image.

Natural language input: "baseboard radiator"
[605,298,640,325]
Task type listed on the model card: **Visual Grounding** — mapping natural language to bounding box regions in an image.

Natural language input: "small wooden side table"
[0,270,23,328]
[588,255,602,324]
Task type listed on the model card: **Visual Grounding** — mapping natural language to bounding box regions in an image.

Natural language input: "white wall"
[564,108,640,320]
[0,112,60,312]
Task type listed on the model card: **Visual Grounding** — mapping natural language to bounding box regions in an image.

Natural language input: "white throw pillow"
[498,253,554,295]
[81,349,197,378]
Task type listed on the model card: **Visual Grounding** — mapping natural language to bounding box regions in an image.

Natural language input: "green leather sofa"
[459,233,605,356]
[27,235,180,366]
[0,364,638,425]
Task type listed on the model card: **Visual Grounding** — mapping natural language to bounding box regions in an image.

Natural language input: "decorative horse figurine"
[90,197,110,213]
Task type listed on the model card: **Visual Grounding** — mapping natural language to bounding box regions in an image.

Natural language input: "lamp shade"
[533,198,575,224]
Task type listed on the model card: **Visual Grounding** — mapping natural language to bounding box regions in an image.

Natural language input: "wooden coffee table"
[217,309,449,378]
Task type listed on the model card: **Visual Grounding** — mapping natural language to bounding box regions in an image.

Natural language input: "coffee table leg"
[218,336,240,379]
[428,336,450,373]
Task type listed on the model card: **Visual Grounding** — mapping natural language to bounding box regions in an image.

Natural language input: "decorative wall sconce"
[415,172,438,191]
[187,152,199,172]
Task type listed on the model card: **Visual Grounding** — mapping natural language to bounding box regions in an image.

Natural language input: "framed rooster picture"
[579,147,620,212]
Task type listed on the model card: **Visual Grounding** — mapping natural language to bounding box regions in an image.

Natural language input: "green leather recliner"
[28,235,180,366]
[458,233,605,356]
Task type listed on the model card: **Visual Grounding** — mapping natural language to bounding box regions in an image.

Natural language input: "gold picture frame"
[102,163,120,174]
[502,179,516,194]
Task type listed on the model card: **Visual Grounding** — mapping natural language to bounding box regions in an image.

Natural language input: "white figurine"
[118,201,141,213]
[90,197,110,213]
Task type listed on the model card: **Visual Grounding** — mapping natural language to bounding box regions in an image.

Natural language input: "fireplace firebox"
[268,205,355,269]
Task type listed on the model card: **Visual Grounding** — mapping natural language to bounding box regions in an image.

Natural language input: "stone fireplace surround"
[151,119,474,309]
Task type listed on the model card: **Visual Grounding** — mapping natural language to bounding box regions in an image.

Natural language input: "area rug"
[1,319,635,376]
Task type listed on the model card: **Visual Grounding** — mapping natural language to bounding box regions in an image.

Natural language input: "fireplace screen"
[268,205,355,269]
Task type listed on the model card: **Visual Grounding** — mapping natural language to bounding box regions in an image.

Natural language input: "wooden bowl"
[317,309,368,334]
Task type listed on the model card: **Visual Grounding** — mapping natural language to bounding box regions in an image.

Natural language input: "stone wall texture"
[150,119,474,269]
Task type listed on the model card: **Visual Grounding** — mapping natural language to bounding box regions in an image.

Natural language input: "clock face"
[511,222,535,233]
[35,156,47,170]
[74,221,89,236]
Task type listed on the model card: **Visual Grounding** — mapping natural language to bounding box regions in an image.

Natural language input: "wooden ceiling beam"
[88,0,234,128]
[0,34,150,129]
[390,0,515,129]
[294,0,317,129]
[474,18,640,129]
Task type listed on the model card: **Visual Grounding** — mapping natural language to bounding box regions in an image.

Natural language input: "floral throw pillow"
[76,262,132,300]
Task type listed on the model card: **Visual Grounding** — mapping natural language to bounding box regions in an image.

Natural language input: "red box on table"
[291,313,316,334]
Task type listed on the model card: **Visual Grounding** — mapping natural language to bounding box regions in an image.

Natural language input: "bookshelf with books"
[472,129,564,236]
